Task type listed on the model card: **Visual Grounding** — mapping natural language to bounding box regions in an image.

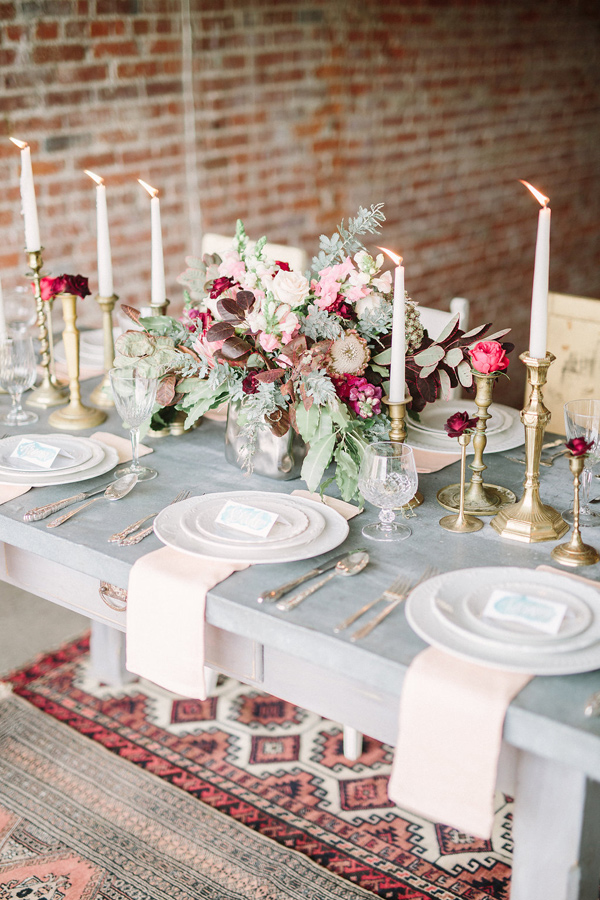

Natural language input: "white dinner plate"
[406,566,600,674]
[184,494,325,548]
[0,439,119,486]
[409,401,510,436]
[0,434,94,473]
[406,402,522,455]
[154,492,349,564]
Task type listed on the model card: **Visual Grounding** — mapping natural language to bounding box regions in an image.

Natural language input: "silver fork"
[110,490,191,544]
[333,571,413,633]
[349,567,437,642]
[505,448,568,467]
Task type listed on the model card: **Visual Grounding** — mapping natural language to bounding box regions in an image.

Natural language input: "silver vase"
[225,400,307,480]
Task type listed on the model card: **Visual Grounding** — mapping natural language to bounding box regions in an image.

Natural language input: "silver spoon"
[46,473,139,527]
[276,550,369,611]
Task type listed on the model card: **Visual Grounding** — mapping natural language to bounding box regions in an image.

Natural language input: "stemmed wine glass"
[109,368,158,481]
[564,399,600,527]
[0,333,38,426]
[358,442,418,541]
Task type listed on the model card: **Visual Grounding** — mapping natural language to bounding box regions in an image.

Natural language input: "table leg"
[343,726,363,760]
[89,621,136,687]
[511,750,600,900]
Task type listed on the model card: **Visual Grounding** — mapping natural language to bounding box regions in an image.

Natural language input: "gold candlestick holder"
[25,249,68,409]
[437,372,516,515]
[90,293,119,408]
[439,432,484,532]
[490,351,568,542]
[384,395,423,507]
[150,297,170,317]
[48,293,107,430]
[551,454,599,567]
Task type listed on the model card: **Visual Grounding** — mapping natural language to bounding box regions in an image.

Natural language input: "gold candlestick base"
[490,352,568,543]
[439,433,484,533]
[90,292,119,408]
[551,454,600,567]
[25,249,69,409]
[150,298,170,317]
[48,293,107,431]
[384,395,423,508]
[437,483,516,515]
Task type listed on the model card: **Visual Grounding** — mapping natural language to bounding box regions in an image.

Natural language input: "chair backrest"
[418,296,470,340]
[540,291,600,435]
[201,232,308,273]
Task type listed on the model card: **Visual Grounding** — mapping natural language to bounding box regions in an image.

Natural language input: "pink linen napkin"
[126,492,361,699]
[91,431,153,463]
[388,647,532,838]
[411,447,461,473]
[0,484,31,504]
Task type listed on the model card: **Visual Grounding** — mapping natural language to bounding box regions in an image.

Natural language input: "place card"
[482,589,568,635]
[9,439,73,470]
[215,500,279,538]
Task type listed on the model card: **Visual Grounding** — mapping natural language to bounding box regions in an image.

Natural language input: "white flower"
[270,270,310,309]
[372,271,392,294]
[355,291,383,317]
[354,250,380,276]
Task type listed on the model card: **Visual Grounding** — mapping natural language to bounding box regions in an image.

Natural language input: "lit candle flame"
[377,246,403,267]
[9,137,28,150]
[520,180,549,208]
[85,169,104,186]
[138,179,159,198]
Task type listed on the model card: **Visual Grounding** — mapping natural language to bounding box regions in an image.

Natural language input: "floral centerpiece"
[115,205,509,500]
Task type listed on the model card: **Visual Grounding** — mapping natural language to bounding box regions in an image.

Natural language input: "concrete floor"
[0,583,87,676]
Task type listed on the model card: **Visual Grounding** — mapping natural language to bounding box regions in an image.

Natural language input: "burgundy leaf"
[255,368,286,383]
[235,290,256,310]
[156,374,177,406]
[220,336,252,359]
[217,297,245,322]
[207,321,235,342]
[120,304,142,325]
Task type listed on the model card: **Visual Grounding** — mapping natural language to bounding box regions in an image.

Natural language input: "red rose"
[242,372,260,394]
[275,260,291,272]
[53,274,91,300]
[326,293,356,321]
[445,411,479,438]
[469,340,509,374]
[209,276,234,299]
[565,437,593,457]
[37,276,57,302]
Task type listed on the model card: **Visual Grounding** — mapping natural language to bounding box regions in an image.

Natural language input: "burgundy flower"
[242,372,260,394]
[209,275,234,300]
[444,411,479,438]
[275,260,291,272]
[566,437,594,457]
[326,293,356,321]
[333,375,382,419]
[53,274,91,299]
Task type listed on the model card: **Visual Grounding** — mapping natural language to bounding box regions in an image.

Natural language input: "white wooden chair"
[201,232,308,273]
[418,296,470,339]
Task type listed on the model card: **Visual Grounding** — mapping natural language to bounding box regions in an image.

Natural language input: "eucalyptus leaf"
[413,344,445,366]
[139,316,187,343]
[444,347,464,368]
[433,312,460,344]
[419,364,438,379]
[372,348,392,365]
[329,398,350,429]
[472,328,511,343]
[314,411,333,441]
[295,402,321,442]
[438,368,452,401]
[301,432,336,493]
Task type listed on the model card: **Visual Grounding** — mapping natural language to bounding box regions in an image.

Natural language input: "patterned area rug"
[0,688,374,900]
[5,636,514,900]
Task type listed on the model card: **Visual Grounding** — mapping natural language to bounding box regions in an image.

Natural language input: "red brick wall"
[1,0,599,405]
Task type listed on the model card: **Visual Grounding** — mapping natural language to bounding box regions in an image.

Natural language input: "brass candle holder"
[490,351,568,542]
[384,395,423,507]
[437,372,516,515]
[551,453,600,567]
[150,297,170,317]
[48,293,107,430]
[90,293,119,408]
[439,432,484,532]
[25,249,68,409]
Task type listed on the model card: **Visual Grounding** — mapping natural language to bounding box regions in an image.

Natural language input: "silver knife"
[257,549,364,604]
[23,480,117,522]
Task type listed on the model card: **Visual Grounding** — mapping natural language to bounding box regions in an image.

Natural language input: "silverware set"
[505,438,567,467]
[109,489,191,545]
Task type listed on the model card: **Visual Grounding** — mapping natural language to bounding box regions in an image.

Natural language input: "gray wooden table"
[0,383,599,900]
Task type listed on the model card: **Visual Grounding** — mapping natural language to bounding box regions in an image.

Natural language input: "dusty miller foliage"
[310,204,386,273]
[302,304,344,341]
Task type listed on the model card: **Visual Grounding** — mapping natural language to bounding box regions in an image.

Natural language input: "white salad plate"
[0,437,119,486]
[154,492,349,564]
[0,434,94,473]
[406,402,522,455]
[409,401,510,436]
[184,494,325,549]
[406,566,600,674]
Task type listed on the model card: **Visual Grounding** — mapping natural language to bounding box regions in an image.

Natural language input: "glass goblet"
[0,333,38,426]
[358,442,418,542]
[109,368,158,482]
[564,399,600,527]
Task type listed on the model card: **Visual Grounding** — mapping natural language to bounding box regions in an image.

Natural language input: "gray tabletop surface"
[1,380,599,777]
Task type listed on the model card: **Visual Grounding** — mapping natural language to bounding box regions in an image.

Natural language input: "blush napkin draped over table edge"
[411,447,461,472]
[125,491,361,700]
[0,431,152,505]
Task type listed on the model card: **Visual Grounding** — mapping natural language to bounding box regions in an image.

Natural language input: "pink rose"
[469,341,509,374]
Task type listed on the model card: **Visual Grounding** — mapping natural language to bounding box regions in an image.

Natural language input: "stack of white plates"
[406,567,600,674]
[0,434,119,486]
[154,491,350,564]
[406,400,523,455]
[54,328,118,369]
